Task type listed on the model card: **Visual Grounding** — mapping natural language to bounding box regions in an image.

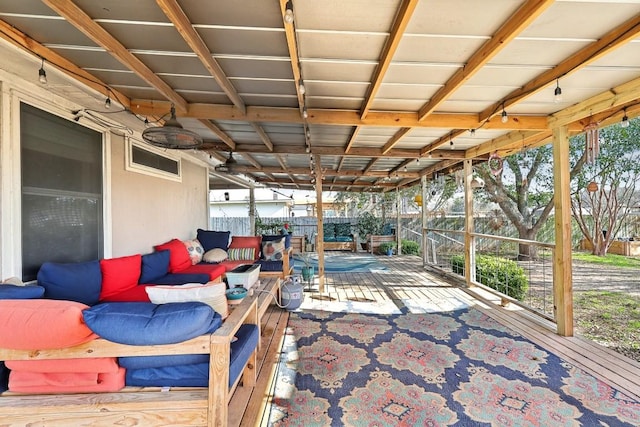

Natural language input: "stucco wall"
[109,135,209,257]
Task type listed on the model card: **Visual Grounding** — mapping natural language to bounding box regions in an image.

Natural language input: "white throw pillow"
[183,239,204,265]
[203,248,228,263]
[145,282,227,314]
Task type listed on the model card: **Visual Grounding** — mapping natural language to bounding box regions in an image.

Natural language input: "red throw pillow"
[154,239,192,273]
[229,236,262,261]
[99,254,142,300]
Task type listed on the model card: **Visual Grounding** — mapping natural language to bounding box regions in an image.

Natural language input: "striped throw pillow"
[228,247,255,261]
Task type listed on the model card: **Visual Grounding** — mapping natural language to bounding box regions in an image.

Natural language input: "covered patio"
[0,0,640,425]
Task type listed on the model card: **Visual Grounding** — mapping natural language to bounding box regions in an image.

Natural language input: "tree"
[570,119,640,256]
[476,145,588,260]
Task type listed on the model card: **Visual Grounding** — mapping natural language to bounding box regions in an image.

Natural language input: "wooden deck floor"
[233,253,640,427]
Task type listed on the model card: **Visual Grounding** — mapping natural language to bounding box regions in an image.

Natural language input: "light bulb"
[404,166,408,172]
[105,97,111,109]
[305,146,310,153]
[416,158,420,164]
[299,81,306,95]
[38,59,47,84]
[302,107,308,119]
[621,113,630,128]
[469,128,476,137]
[284,0,294,23]
[554,85,562,103]
[501,110,508,124]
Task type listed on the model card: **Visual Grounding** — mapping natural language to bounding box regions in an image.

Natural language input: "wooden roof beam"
[155,0,246,113]
[420,129,466,156]
[417,0,554,121]
[360,0,419,119]
[382,127,413,155]
[280,0,305,118]
[250,123,275,151]
[479,14,640,123]
[42,0,188,112]
[199,120,235,150]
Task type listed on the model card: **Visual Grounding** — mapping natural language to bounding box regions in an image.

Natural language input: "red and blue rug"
[266,308,640,426]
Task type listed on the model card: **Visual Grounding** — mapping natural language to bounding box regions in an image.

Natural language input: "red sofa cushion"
[8,368,125,393]
[229,236,262,261]
[6,358,119,373]
[100,285,152,302]
[99,254,142,301]
[154,239,192,273]
[176,263,226,281]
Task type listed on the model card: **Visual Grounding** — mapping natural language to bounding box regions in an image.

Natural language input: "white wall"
[0,72,210,278]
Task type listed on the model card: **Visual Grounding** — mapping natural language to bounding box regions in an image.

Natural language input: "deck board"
[238,252,640,425]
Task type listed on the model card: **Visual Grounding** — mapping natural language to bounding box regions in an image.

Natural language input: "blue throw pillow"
[37,260,102,306]
[0,361,8,393]
[197,229,230,252]
[0,284,45,299]
[140,250,170,283]
[82,302,222,345]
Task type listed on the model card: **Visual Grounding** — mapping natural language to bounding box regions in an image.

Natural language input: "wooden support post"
[396,188,401,255]
[249,186,256,235]
[552,125,574,336]
[421,175,428,265]
[314,155,325,293]
[463,159,476,286]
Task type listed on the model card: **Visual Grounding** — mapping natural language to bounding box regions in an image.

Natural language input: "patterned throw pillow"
[183,239,204,265]
[228,248,255,261]
[261,237,286,261]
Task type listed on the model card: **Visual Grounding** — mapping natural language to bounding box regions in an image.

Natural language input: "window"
[20,103,103,280]
[126,138,181,181]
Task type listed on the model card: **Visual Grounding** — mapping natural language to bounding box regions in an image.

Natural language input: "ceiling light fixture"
[214,152,238,175]
[38,58,47,84]
[554,79,563,103]
[284,0,294,24]
[621,108,630,128]
[141,105,203,149]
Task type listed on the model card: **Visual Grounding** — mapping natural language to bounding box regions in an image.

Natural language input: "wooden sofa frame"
[0,278,281,427]
[258,247,294,279]
[315,236,357,252]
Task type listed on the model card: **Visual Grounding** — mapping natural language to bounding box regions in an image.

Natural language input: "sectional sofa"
[0,233,283,426]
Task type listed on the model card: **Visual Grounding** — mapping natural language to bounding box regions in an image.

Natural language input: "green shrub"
[378,241,396,255]
[401,239,420,255]
[450,254,529,301]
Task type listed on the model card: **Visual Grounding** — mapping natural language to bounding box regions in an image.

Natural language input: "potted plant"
[357,212,383,251]
[298,252,315,282]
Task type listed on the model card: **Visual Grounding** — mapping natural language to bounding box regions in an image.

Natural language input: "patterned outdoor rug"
[265,308,640,426]
[292,253,388,273]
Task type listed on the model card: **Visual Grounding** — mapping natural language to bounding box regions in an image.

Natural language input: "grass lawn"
[573,251,640,268]
[574,290,640,362]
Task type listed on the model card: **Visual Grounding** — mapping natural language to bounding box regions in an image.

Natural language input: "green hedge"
[450,254,529,301]
[401,239,420,255]
[378,241,396,255]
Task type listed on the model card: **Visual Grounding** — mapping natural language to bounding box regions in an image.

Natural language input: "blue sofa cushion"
[0,361,8,393]
[119,353,209,369]
[125,363,209,387]
[0,284,45,299]
[335,235,354,242]
[37,260,102,306]
[142,273,210,285]
[197,229,230,252]
[255,259,284,272]
[229,324,259,387]
[82,302,222,345]
[123,324,259,388]
[140,250,170,283]
[323,223,336,239]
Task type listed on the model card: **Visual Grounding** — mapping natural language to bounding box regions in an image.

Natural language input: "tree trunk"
[517,229,538,261]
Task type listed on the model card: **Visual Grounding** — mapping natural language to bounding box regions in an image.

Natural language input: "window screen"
[20,103,103,281]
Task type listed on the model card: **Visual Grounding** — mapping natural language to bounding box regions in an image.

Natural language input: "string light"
[554,78,563,103]
[38,58,47,84]
[284,0,294,24]
[469,128,476,137]
[501,104,508,124]
[104,97,111,109]
[302,107,308,119]
[621,108,630,128]
[298,81,306,95]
